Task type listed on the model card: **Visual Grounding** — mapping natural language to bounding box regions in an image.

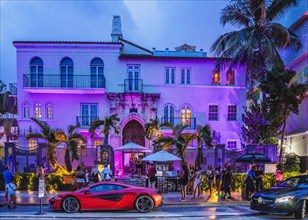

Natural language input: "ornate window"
[90,58,105,88]
[81,104,98,126]
[46,103,54,119]
[208,105,218,121]
[30,57,43,87]
[22,101,30,118]
[226,70,235,85]
[165,68,175,84]
[127,64,140,91]
[212,70,220,84]
[34,103,42,118]
[227,105,237,121]
[181,68,191,84]
[163,104,175,125]
[180,105,192,126]
[227,141,237,149]
[60,57,74,87]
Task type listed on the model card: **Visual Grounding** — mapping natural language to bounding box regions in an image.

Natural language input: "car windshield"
[276,177,301,188]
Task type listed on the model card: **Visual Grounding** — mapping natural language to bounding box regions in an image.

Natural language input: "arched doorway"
[122,120,146,175]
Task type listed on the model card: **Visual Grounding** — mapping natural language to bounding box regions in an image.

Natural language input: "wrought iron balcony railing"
[9,83,17,95]
[76,116,99,127]
[160,117,196,130]
[124,79,143,93]
[23,74,106,89]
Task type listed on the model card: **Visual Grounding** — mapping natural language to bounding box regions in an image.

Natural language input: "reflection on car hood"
[253,187,299,198]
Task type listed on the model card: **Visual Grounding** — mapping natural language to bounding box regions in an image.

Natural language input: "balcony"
[9,83,17,95]
[161,117,196,130]
[124,79,143,93]
[23,74,106,89]
[76,116,99,127]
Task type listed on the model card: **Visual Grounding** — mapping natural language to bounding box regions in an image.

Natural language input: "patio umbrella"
[142,150,181,162]
[235,153,271,163]
[114,142,152,153]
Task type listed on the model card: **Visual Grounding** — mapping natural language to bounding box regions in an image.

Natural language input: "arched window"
[212,70,220,85]
[46,102,54,119]
[60,57,74,87]
[180,105,192,126]
[30,57,43,87]
[226,70,235,85]
[22,102,30,118]
[163,104,175,125]
[90,58,105,88]
[34,103,42,118]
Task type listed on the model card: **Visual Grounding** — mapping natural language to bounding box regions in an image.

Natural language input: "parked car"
[49,181,163,213]
[250,174,308,219]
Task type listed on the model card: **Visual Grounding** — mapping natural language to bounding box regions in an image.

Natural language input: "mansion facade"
[14,16,247,174]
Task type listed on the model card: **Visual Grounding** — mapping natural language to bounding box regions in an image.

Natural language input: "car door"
[82,183,125,210]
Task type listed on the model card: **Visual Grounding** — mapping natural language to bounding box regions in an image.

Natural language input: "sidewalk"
[0,190,249,206]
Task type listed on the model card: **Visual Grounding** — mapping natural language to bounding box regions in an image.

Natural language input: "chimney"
[111,15,122,42]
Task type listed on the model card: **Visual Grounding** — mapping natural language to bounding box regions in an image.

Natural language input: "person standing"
[193,166,202,198]
[221,165,232,200]
[180,164,189,202]
[187,166,195,195]
[215,164,222,197]
[148,163,157,188]
[255,165,264,192]
[101,164,113,181]
[206,165,214,196]
[5,178,17,209]
[91,163,99,183]
[3,165,13,205]
[136,157,143,178]
[275,164,283,184]
[244,165,256,200]
[76,166,85,189]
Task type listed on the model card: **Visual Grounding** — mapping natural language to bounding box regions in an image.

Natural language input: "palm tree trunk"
[279,115,288,164]
[64,149,72,172]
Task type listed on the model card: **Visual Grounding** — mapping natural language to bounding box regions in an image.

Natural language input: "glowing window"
[35,103,42,118]
[226,70,235,85]
[28,139,37,148]
[180,105,192,126]
[212,70,220,84]
[94,140,103,147]
[46,103,54,119]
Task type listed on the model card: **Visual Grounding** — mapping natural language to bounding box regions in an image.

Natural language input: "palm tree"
[153,123,195,164]
[144,116,163,150]
[27,118,64,172]
[211,0,301,86]
[194,125,213,168]
[259,66,307,163]
[89,113,120,146]
[55,123,86,172]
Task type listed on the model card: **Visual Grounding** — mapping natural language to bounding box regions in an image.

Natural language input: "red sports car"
[49,181,163,213]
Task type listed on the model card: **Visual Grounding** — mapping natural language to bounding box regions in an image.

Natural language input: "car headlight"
[275,196,294,203]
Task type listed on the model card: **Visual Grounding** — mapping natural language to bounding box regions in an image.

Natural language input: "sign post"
[36,178,46,215]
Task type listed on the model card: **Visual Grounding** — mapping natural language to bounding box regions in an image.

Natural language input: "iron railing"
[76,116,99,127]
[160,117,196,130]
[23,74,106,89]
[124,79,143,93]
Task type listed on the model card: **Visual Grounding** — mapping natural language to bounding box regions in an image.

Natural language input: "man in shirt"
[3,165,13,205]
[255,165,264,192]
[148,163,157,188]
[101,164,112,181]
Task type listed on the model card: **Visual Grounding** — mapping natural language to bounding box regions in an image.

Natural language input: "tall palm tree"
[259,66,307,163]
[55,123,86,172]
[153,123,195,164]
[194,125,213,168]
[89,114,120,146]
[211,0,301,86]
[27,118,64,172]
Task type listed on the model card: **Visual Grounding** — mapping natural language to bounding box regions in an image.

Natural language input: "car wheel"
[135,195,154,213]
[61,196,80,213]
[294,200,306,219]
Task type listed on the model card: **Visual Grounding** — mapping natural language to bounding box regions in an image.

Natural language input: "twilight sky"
[0,0,306,85]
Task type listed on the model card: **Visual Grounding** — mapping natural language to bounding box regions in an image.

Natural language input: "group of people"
[179,162,233,202]
[75,164,113,189]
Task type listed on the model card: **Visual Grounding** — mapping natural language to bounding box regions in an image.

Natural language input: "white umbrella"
[142,150,181,162]
[114,142,152,153]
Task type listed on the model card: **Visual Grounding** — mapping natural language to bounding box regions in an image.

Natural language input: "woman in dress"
[275,164,283,184]
[180,164,189,202]
[193,166,202,198]
[206,165,214,196]
[215,164,222,197]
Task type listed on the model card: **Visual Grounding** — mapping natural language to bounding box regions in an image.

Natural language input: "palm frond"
[267,0,299,21]
[89,119,104,138]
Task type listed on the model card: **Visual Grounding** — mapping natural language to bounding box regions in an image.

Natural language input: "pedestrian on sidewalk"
[255,165,264,192]
[3,165,13,206]
[5,177,17,209]
[206,165,214,196]
[215,164,222,197]
[221,164,232,200]
[76,165,85,189]
[101,164,113,181]
[179,163,189,202]
[243,165,256,200]
[187,164,195,195]
[193,165,202,198]
[275,164,283,185]
[148,163,157,188]
[91,163,100,183]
